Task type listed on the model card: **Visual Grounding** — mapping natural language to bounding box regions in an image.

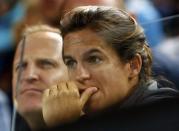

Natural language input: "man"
[12,25,68,130]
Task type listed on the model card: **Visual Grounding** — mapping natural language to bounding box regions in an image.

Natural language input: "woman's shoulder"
[120,79,179,108]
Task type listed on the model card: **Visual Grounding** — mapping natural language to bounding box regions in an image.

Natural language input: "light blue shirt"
[0,90,11,131]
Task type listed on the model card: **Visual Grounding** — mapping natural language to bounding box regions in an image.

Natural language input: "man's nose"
[75,65,91,83]
[22,64,39,82]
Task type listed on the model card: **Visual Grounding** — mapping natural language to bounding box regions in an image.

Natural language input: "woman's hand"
[42,81,97,127]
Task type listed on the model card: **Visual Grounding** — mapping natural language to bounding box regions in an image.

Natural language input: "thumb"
[80,87,98,107]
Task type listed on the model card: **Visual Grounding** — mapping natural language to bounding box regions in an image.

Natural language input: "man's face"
[13,31,68,116]
[63,29,135,114]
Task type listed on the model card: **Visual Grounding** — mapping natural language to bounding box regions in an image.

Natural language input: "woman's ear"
[129,54,142,78]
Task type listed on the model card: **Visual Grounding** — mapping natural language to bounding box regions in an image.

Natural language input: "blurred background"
[0,0,178,130]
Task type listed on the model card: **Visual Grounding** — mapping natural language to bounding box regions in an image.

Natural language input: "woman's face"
[63,29,137,114]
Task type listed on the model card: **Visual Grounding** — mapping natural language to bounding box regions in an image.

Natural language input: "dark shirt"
[15,80,179,131]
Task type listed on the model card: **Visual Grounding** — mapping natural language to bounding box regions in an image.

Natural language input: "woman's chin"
[83,99,102,116]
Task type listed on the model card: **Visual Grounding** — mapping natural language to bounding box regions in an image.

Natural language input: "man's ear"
[129,54,142,78]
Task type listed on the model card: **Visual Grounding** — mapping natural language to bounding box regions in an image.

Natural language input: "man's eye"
[88,56,102,64]
[40,61,54,69]
[15,63,26,71]
[65,59,77,69]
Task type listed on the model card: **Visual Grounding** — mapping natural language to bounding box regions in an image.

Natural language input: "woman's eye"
[43,63,53,68]
[65,59,77,69]
[88,56,102,64]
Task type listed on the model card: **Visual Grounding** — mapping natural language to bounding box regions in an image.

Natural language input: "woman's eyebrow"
[83,49,101,56]
[63,49,101,60]
[63,55,74,60]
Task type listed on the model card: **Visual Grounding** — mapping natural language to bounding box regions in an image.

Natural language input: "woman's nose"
[75,65,91,83]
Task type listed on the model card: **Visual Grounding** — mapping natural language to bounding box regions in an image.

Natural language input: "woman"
[42,6,179,131]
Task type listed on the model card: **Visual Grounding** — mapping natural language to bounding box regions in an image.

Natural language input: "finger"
[80,87,98,107]
[43,88,50,101]
[49,85,58,96]
[67,81,80,97]
[59,82,68,91]
[80,111,85,116]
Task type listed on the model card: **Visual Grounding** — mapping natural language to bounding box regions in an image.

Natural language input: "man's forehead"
[14,32,62,61]
[26,31,62,42]
[16,32,62,52]
[17,31,62,46]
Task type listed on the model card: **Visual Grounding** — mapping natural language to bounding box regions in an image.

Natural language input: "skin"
[63,28,141,114]
[42,81,97,127]
[42,28,142,127]
[12,31,68,130]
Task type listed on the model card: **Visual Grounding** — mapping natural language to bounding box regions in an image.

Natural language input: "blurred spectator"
[125,0,165,48]
[13,0,43,45]
[0,89,11,131]
[0,1,25,130]
[14,0,125,45]
[153,36,179,89]
[0,0,25,92]
[38,0,125,27]
[151,0,179,89]
[0,0,25,52]
[152,0,179,37]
